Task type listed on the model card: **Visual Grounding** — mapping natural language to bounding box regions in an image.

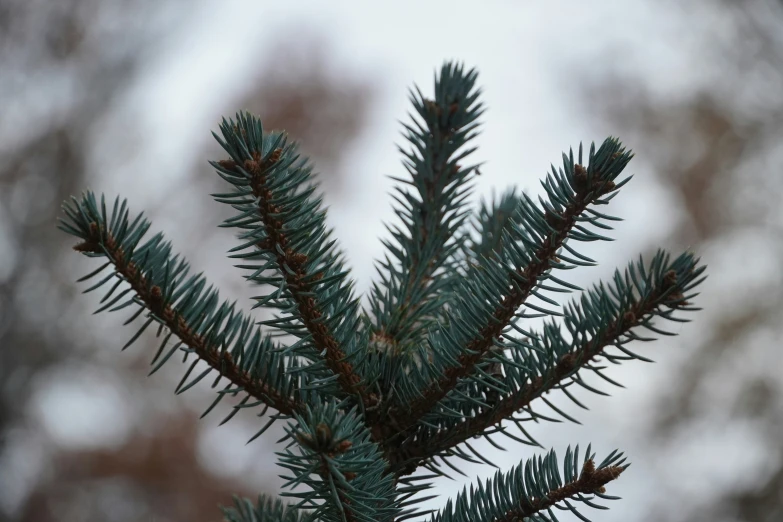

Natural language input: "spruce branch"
[59,192,302,418]
[58,60,708,522]
[430,447,627,522]
[367,62,484,364]
[277,403,403,522]
[386,139,633,438]
[210,114,372,407]
[391,250,705,474]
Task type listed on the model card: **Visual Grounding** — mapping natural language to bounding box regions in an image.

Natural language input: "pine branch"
[59,192,302,417]
[277,403,403,522]
[391,250,705,474]
[385,139,633,439]
[211,113,372,407]
[367,62,484,364]
[58,60,709,522]
[430,447,627,522]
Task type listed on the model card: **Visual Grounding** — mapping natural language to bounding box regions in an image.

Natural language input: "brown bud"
[334,440,353,454]
[243,159,261,175]
[73,241,96,253]
[88,222,101,240]
[665,290,687,308]
[218,159,237,170]
[150,285,163,303]
[315,423,332,447]
[424,99,441,117]
[268,147,283,164]
[289,252,308,268]
[573,164,588,191]
[581,459,596,478]
[559,353,577,372]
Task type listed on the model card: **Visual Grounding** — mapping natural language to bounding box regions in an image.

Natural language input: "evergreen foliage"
[59,62,706,522]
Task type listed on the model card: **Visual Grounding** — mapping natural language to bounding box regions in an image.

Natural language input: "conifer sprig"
[58,192,302,417]
[210,115,371,407]
[367,62,484,363]
[58,60,707,522]
[391,250,704,475]
[277,403,401,522]
[430,447,627,522]
[386,139,633,438]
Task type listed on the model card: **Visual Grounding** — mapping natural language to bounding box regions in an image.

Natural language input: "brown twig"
[74,223,300,416]
[381,165,616,441]
[234,150,374,408]
[498,459,624,522]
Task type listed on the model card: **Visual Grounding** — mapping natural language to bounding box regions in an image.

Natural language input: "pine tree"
[58,62,706,522]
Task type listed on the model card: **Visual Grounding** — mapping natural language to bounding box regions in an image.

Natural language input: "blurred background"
[0,1,781,521]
